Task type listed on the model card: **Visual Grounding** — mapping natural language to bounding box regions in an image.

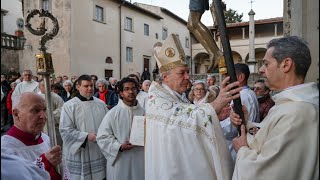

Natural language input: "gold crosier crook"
[25,9,64,175]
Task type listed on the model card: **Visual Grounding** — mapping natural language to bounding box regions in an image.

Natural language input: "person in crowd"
[7,67,20,80]
[94,78,118,109]
[51,83,63,96]
[220,63,260,161]
[152,66,159,81]
[60,80,74,102]
[71,79,79,98]
[62,75,69,82]
[188,80,216,105]
[1,74,11,91]
[12,70,39,109]
[59,75,108,180]
[32,75,39,82]
[231,36,319,180]
[145,34,242,180]
[128,74,148,109]
[141,80,151,93]
[253,79,275,122]
[55,76,63,85]
[91,74,99,94]
[38,80,64,147]
[141,68,151,81]
[71,75,78,83]
[185,79,193,101]
[97,77,145,180]
[206,75,216,87]
[6,82,17,129]
[108,77,118,93]
[1,92,62,179]
[1,78,9,133]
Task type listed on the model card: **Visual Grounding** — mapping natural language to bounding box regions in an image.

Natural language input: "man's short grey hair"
[63,80,73,87]
[267,36,311,78]
[109,77,116,83]
[143,80,151,85]
[158,69,172,83]
[96,78,109,88]
[22,69,33,75]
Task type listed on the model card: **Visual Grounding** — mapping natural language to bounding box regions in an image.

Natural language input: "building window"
[125,17,133,31]
[105,57,113,64]
[41,0,50,11]
[162,28,168,40]
[144,24,149,36]
[95,5,104,22]
[185,37,189,48]
[126,47,133,63]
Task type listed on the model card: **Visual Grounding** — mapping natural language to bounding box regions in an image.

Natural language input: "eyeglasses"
[194,88,205,92]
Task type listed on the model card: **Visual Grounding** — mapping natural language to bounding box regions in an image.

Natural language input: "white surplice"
[1,132,50,166]
[145,81,233,180]
[11,80,39,107]
[97,99,145,180]
[1,153,50,180]
[136,90,148,110]
[233,82,319,180]
[59,97,108,180]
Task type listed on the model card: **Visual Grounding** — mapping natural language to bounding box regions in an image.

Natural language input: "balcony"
[1,33,26,50]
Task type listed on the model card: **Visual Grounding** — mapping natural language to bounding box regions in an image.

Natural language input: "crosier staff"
[212,0,246,135]
[25,9,64,175]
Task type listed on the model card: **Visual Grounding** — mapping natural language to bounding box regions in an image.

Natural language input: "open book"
[129,116,145,146]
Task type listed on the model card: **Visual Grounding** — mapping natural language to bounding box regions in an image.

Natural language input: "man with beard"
[97,77,145,180]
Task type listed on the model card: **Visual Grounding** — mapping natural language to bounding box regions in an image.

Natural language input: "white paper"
[129,116,145,146]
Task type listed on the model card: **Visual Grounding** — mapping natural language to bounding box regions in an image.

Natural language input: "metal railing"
[1,33,26,50]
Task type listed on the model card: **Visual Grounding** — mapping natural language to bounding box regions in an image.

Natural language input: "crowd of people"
[1,34,318,180]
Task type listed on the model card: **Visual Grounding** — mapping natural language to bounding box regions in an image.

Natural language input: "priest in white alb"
[97,77,145,180]
[59,75,108,180]
[231,36,319,180]
[11,70,39,107]
[1,92,62,179]
[145,34,243,180]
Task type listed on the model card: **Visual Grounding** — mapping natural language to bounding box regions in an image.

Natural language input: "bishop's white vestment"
[145,82,233,180]
[97,99,145,180]
[233,82,319,180]
[59,96,108,180]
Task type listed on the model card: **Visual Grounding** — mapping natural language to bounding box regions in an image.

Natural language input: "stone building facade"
[21,0,191,80]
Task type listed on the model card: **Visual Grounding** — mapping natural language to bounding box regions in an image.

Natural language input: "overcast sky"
[131,0,283,26]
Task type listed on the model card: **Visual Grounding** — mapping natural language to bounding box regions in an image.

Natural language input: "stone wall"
[1,48,20,75]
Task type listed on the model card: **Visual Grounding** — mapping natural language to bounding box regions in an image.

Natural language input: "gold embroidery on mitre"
[165,48,175,57]
[160,60,186,72]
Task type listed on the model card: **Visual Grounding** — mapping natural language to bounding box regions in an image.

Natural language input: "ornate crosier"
[25,9,63,176]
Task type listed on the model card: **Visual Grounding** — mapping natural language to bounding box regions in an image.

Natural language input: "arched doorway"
[193,52,209,74]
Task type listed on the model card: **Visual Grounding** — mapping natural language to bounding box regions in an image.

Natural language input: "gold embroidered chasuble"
[145,81,233,180]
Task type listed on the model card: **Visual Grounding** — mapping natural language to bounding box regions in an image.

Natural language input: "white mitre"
[153,34,187,73]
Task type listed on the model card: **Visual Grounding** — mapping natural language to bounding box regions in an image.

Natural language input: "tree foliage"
[224,9,243,23]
